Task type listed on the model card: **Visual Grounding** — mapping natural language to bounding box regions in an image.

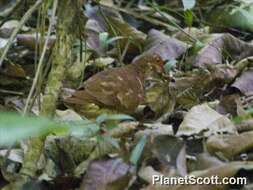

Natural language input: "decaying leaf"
[216,94,244,116]
[188,153,224,172]
[0,62,28,88]
[0,63,26,78]
[176,104,237,136]
[55,109,83,121]
[80,158,133,190]
[44,135,97,177]
[206,131,253,160]
[170,65,237,109]
[0,20,29,38]
[232,69,253,95]
[142,29,187,61]
[195,33,253,67]
[16,34,56,50]
[106,16,146,54]
[151,135,187,176]
[86,19,106,55]
[236,119,253,133]
[2,1,253,190]
[0,1,20,17]
[0,37,8,48]
[138,166,163,184]
[135,123,174,139]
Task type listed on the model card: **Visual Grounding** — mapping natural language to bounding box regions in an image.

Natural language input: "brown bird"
[64,54,165,118]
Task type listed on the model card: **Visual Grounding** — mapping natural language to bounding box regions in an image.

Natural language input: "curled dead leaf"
[176,104,237,137]
[80,158,133,190]
[195,34,253,67]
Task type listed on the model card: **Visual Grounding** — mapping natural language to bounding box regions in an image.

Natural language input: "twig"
[99,1,177,32]
[98,5,123,64]
[149,2,227,58]
[120,38,130,63]
[0,0,43,68]
[149,3,198,42]
[23,0,58,115]
[0,89,24,95]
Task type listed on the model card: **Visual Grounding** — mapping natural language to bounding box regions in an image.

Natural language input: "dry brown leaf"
[80,158,133,190]
[206,131,253,160]
[176,104,237,137]
[142,29,187,61]
[232,69,253,95]
[195,34,253,67]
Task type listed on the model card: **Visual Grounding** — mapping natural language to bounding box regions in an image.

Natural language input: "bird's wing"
[84,67,144,112]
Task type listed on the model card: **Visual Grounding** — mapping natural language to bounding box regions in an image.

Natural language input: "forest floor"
[1,0,253,190]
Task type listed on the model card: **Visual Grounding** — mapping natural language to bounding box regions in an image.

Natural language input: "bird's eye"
[144,80,154,88]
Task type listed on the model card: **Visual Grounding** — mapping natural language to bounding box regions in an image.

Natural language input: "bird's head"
[132,54,165,78]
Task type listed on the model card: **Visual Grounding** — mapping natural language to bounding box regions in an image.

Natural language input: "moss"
[40,0,86,117]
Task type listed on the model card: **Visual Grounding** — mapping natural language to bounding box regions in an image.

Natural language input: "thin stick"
[120,38,130,63]
[0,0,43,68]
[150,3,198,43]
[0,89,24,95]
[23,0,58,115]
[99,1,177,32]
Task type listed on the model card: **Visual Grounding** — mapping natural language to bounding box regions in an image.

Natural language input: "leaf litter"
[1,0,253,190]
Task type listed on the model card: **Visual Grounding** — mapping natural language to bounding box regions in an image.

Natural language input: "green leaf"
[99,32,109,50]
[182,0,196,10]
[184,10,194,27]
[106,36,125,45]
[233,108,253,124]
[208,4,253,32]
[0,113,68,146]
[96,114,135,124]
[130,135,147,165]
[190,40,205,55]
[65,120,100,138]
[164,59,177,73]
[0,113,100,146]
